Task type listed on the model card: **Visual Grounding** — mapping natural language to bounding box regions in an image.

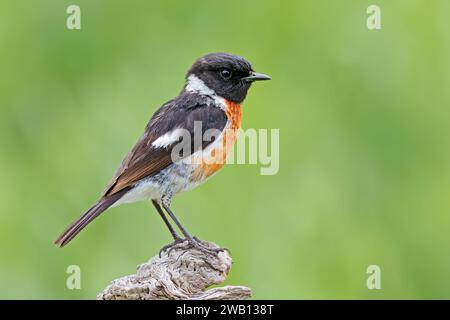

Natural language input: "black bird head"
[186,53,271,104]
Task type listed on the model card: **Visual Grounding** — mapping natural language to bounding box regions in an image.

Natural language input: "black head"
[186,53,271,104]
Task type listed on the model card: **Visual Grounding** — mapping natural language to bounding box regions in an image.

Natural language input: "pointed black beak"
[242,72,271,82]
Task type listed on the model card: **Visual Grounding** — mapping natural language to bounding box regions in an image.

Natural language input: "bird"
[55,52,271,253]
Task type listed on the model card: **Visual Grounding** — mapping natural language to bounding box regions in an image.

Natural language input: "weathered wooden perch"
[97,240,252,300]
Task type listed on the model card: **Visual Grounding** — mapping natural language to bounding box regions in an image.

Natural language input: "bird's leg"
[161,195,193,239]
[152,200,184,257]
[152,200,182,241]
[161,196,225,256]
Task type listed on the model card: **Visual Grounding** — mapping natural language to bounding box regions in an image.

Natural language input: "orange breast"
[192,100,242,180]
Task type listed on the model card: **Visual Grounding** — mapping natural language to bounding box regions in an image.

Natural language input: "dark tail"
[54,188,129,247]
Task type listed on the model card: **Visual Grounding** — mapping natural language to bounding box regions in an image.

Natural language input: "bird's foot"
[190,236,229,255]
[159,237,186,257]
[159,236,228,257]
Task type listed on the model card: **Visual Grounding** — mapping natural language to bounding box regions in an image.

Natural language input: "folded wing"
[103,94,227,196]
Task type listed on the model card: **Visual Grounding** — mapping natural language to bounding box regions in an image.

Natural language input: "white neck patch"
[185,74,216,96]
[185,74,226,109]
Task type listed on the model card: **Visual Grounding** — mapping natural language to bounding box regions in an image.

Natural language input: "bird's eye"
[219,69,232,80]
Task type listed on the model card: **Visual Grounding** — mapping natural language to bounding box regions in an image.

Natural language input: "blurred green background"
[1,0,450,299]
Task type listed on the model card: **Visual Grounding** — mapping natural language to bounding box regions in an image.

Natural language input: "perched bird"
[55,53,270,253]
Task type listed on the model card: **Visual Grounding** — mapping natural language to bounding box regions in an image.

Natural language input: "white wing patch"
[152,128,185,148]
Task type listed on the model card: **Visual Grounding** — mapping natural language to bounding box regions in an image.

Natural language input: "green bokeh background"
[1,0,450,299]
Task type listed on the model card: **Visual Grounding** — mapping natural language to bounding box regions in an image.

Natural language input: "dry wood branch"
[97,240,252,300]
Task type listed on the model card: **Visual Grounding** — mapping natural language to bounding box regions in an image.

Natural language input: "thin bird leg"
[161,202,225,255]
[161,202,193,240]
[152,200,182,241]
